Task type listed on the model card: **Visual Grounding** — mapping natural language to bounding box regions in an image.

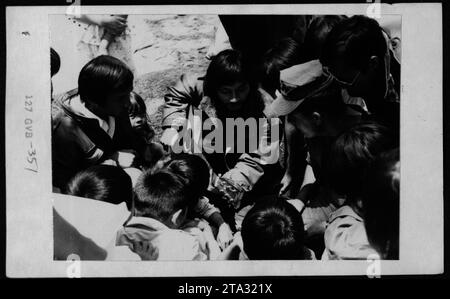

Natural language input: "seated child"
[219,197,315,260]
[322,122,396,260]
[163,153,234,249]
[116,168,219,260]
[362,148,399,259]
[128,91,165,168]
[65,164,133,210]
[52,55,141,189]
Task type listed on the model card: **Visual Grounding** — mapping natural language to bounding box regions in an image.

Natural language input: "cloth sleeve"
[161,74,204,146]
[221,117,281,192]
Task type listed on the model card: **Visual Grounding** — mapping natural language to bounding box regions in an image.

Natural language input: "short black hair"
[303,15,347,60]
[128,91,147,117]
[164,153,210,207]
[50,47,61,77]
[78,55,134,105]
[327,122,396,199]
[241,198,306,260]
[320,15,387,70]
[204,49,252,97]
[362,148,399,259]
[66,165,133,209]
[134,168,188,221]
[203,49,263,118]
[259,37,303,96]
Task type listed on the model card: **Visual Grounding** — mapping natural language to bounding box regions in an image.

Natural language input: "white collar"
[69,95,115,135]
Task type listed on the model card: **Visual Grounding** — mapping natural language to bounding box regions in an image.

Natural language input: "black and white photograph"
[4,3,443,277]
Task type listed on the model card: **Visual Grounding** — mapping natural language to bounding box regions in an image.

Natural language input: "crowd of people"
[51,14,400,261]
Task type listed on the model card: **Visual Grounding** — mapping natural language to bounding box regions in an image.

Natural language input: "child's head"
[128,91,154,139]
[164,153,210,208]
[259,37,303,98]
[303,15,347,60]
[320,15,388,99]
[66,165,133,209]
[362,148,399,259]
[241,198,307,260]
[287,82,347,138]
[50,47,61,78]
[134,168,189,228]
[78,55,133,117]
[328,122,396,200]
[204,49,260,116]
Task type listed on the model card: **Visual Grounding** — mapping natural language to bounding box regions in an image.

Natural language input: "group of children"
[52,14,400,261]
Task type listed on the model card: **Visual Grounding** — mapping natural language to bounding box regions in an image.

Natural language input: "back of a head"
[241,198,306,260]
[134,168,188,222]
[304,15,347,60]
[165,154,210,206]
[78,55,134,105]
[66,165,133,208]
[320,15,387,70]
[362,148,399,259]
[328,122,396,199]
[259,37,303,96]
[50,47,61,77]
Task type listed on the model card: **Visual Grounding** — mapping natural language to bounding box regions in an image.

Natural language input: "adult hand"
[216,222,234,250]
[100,15,127,35]
[279,172,293,196]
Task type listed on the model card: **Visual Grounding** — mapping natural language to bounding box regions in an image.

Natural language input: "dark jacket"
[161,74,282,194]
[51,89,138,189]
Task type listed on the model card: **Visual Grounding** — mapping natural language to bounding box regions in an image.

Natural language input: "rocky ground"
[51,14,220,138]
[130,14,219,138]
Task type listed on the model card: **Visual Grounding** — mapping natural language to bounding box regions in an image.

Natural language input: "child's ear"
[311,112,322,126]
[170,208,187,228]
[368,55,380,72]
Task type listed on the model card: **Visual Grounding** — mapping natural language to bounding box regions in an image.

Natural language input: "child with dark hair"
[161,49,282,220]
[128,91,155,143]
[218,197,315,260]
[258,37,303,99]
[362,148,399,259]
[66,165,133,210]
[303,15,347,61]
[164,153,234,249]
[320,15,400,136]
[322,122,396,260]
[116,168,219,260]
[128,91,165,168]
[52,55,140,190]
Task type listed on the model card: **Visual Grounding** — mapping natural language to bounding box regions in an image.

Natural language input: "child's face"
[129,113,147,130]
[103,90,132,117]
[216,81,250,112]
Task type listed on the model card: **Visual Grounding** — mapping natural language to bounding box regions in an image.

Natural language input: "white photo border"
[5,3,444,277]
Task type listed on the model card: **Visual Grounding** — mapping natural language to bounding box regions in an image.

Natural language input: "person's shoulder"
[156,228,205,260]
[327,205,363,229]
[180,73,205,93]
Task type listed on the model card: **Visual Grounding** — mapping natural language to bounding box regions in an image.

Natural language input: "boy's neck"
[84,101,109,121]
